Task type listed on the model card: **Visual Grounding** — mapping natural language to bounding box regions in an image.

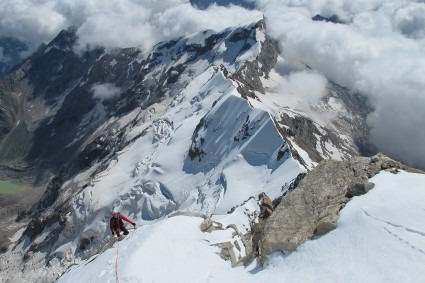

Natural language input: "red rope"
[115,240,120,283]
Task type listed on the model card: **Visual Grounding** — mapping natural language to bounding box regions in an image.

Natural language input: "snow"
[9,228,25,242]
[327,97,346,112]
[109,59,117,67]
[1,39,305,279]
[23,58,302,282]
[289,138,318,169]
[43,45,56,54]
[323,140,344,160]
[216,155,269,214]
[45,61,303,262]
[58,170,425,283]
[4,19,418,283]
[235,41,261,66]
[256,28,266,43]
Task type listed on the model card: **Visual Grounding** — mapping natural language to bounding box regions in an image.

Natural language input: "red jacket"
[109,213,135,233]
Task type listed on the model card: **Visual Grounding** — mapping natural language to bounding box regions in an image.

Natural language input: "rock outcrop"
[200,216,253,267]
[260,153,423,256]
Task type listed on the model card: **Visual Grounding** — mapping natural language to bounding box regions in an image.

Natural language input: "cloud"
[0,0,261,53]
[74,2,262,52]
[359,54,425,169]
[254,0,425,169]
[394,3,425,39]
[270,63,335,124]
[274,68,329,112]
[0,0,424,168]
[190,0,257,9]
[0,1,66,43]
[91,83,121,101]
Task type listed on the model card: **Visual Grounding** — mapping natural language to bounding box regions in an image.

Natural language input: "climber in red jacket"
[110,211,136,237]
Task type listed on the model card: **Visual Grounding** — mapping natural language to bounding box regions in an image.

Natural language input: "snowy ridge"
[60,65,303,258]
[1,17,417,283]
[142,19,264,82]
[250,55,371,167]
[0,20,306,281]
[58,170,425,283]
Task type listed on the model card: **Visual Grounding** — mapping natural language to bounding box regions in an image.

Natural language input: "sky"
[0,0,424,169]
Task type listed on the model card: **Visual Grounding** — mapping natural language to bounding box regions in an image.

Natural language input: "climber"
[109,211,136,237]
[259,192,274,219]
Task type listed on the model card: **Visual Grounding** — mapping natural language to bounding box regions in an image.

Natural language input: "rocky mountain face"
[0,27,143,182]
[260,153,423,257]
[0,19,380,282]
[0,20,288,181]
[190,0,256,10]
[198,153,423,268]
[312,14,344,24]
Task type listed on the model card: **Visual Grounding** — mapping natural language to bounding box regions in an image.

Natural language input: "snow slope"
[0,20,312,283]
[58,170,425,283]
[0,20,399,283]
[2,67,304,282]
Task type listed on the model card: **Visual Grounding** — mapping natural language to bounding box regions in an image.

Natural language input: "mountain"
[0,37,31,79]
[1,18,415,283]
[312,14,344,24]
[57,165,425,283]
[190,0,256,9]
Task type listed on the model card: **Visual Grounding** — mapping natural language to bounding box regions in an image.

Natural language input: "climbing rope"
[114,226,136,283]
[115,240,120,283]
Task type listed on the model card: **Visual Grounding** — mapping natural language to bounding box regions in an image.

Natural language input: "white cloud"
[0,0,261,53]
[253,0,425,169]
[394,3,425,39]
[0,0,424,168]
[91,83,121,101]
[0,0,66,43]
[359,54,425,169]
[275,69,329,112]
[73,2,262,52]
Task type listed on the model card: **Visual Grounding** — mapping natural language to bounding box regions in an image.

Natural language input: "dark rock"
[229,20,279,100]
[259,192,273,219]
[312,14,344,24]
[273,172,306,208]
[278,113,323,163]
[79,236,94,250]
[190,0,256,10]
